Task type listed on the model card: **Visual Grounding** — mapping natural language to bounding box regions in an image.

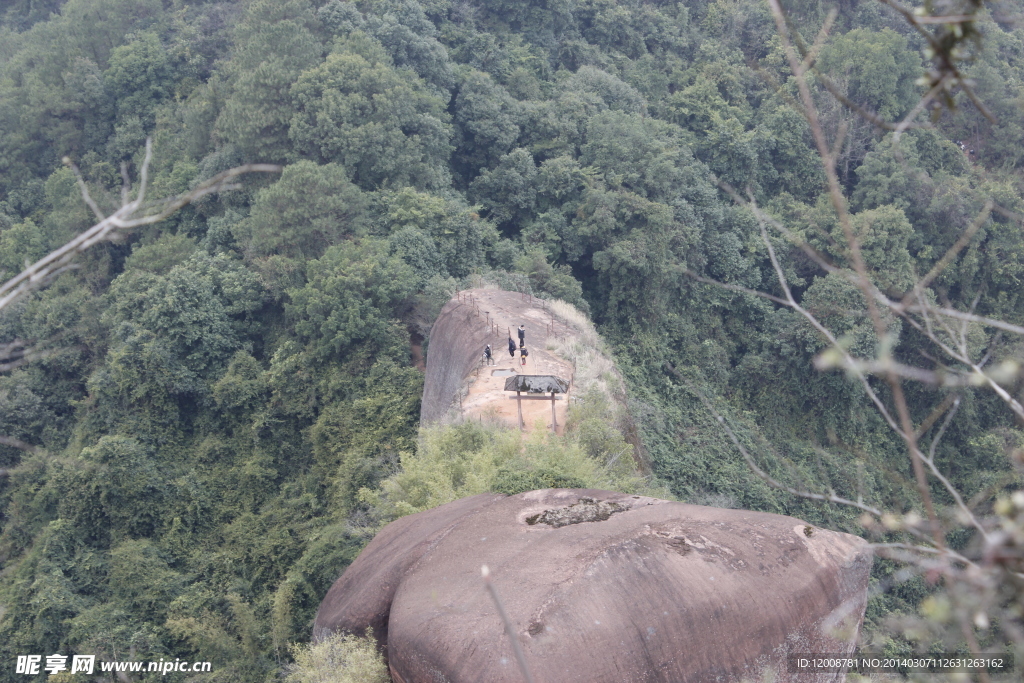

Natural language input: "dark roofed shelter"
[505,374,569,431]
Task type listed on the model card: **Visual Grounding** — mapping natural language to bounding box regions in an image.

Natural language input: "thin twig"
[717,179,842,275]
[891,77,947,152]
[913,15,977,24]
[0,140,280,314]
[913,393,959,440]
[814,73,932,132]
[120,161,131,205]
[750,192,908,437]
[137,138,153,207]
[898,306,1024,421]
[801,8,838,72]
[683,269,789,306]
[722,183,1021,354]
[0,346,61,372]
[900,201,993,310]
[684,262,907,438]
[0,435,39,453]
[481,565,536,683]
[64,158,106,220]
[716,151,1023,542]
[676,371,885,517]
[904,306,1024,337]
[815,355,975,386]
[920,397,989,541]
[768,0,945,550]
[869,543,975,568]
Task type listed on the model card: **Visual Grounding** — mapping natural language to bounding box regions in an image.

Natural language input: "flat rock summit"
[315,488,872,682]
[420,288,576,431]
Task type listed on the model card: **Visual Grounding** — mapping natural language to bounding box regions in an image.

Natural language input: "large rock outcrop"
[315,489,872,683]
[419,292,495,424]
[420,288,574,427]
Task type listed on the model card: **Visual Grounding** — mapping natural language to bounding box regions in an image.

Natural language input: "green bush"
[286,630,389,683]
[362,416,658,524]
[491,465,586,495]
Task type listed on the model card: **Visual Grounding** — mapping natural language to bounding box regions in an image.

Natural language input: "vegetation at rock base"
[0,0,1022,680]
[285,629,389,683]
[361,393,658,523]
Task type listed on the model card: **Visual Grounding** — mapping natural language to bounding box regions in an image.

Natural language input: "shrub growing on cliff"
[360,418,656,524]
[286,630,388,683]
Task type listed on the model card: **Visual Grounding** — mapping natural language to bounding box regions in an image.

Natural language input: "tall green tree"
[216,0,322,162]
[289,32,452,189]
[235,161,368,262]
[287,238,417,361]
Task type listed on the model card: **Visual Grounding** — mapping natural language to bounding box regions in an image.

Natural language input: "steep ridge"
[313,288,873,682]
[420,288,576,431]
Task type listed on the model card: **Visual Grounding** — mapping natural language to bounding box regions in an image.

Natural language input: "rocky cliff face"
[315,489,872,683]
[419,291,496,425]
[420,288,575,428]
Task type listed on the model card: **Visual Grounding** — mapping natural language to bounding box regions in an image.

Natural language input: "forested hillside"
[1,0,1023,680]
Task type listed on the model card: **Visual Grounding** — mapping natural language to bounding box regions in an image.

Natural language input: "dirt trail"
[420,288,575,433]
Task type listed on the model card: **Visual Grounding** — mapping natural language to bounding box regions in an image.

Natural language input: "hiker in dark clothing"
[508,337,516,357]
[518,324,526,348]
[520,347,529,366]
[484,344,493,365]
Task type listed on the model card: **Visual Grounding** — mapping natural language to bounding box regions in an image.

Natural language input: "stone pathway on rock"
[447,288,575,434]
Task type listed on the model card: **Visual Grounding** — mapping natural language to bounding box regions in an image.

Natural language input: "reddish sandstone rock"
[315,489,872,683]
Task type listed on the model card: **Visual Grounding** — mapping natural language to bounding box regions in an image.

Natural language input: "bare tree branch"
[814,355,973,386]
[683,269,790,306]
[871,0,996,123]
[702,389,886,518]
[692,0,1024,661]
[814,71,935,132]
[713,164,1024,537]
[918,397,991,542]
[481,565,536,683]
[801,8,838,73]
[901,201,993,309]
[747,190,909,437]
[0,139,281,314]
[896,301,1024,421]
[903,305,1024,337]
[66,159,106,221]
[0,339,63,372]
[0,435,39,453]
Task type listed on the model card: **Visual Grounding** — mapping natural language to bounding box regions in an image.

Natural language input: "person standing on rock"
[484,344,493,365]
[518,324,526,348]
[508,336,516,357]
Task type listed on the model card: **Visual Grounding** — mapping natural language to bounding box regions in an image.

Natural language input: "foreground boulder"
[315,489,872,683]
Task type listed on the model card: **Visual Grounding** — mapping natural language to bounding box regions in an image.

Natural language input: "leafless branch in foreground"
[685,0,1024,661]
[482,565,536,683]
[0,139,281,314]
[0,435,39,453]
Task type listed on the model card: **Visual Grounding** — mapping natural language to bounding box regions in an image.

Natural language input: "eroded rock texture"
[314,489,872,683]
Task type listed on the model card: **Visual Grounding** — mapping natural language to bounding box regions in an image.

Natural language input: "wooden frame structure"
[503,375,570,432]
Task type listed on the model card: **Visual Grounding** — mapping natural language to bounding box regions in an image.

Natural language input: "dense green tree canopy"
[1,0,1023,679]
[236,160,368,261]
[289,32,453,188]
